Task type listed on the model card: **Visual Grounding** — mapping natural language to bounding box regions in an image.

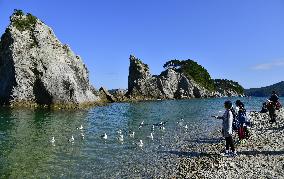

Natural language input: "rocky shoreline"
[176,109,284,178]
[117,108,283,178]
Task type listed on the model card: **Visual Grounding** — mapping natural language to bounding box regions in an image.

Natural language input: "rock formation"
[127,55,243,99]
[0,10,99,107]
[99,87,116,103]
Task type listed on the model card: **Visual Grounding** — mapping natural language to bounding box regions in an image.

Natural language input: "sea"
[0,97,282,178]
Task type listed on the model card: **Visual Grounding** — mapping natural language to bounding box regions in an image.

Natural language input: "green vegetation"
[163,59,216,91]
[11,9,37,32]
[245,81,284,97]
[10,9,39,48]
[13,9,24,16]
[214,79,244,94]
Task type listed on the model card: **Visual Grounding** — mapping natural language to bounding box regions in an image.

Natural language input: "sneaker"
[231,151,238,157]
[220,150,230,157]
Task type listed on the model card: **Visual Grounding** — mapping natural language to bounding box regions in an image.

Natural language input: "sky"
[1,0,284,90]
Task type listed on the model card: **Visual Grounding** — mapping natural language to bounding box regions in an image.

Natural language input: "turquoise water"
[0,97,282,178]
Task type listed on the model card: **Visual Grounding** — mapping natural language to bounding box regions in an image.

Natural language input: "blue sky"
[1,0,284,89]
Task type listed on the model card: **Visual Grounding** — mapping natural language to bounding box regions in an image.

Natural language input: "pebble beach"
[176,109,284,178]
[117,107,283,178]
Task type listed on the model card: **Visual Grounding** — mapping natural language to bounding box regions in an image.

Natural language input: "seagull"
[117,129,122,135]
[101,133,107,140]
[139,121,145,129]
[147,133,154,140]
[129,131,135,138]
[138,140,143,147]
[50,137,55,143]
[118,134,124,142]
[80,133,85,139]
[69,135,75,142]
[76,125,83,130]
[184,125,188,129]
[153,121,167,127]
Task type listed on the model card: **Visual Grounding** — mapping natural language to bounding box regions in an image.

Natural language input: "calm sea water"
[0,97,282,178]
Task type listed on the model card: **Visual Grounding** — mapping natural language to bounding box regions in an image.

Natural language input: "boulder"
[99,87,116,102]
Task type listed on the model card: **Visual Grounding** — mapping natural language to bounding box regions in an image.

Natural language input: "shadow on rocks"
[158,150,201,157]
[239,150,284,156]
[270,124,284,131]
[185,137,223,145]
[158,150,219,158]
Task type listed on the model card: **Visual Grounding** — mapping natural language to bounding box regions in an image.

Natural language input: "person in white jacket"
[214,100,237,156]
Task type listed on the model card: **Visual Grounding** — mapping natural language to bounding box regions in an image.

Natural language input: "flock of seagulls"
[50,118,188,148]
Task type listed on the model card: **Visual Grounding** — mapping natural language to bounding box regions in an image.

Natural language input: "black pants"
[225,135,235,152]
[268,108,276,122]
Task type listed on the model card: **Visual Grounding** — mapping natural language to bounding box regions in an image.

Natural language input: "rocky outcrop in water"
[127,55,242,100]
[99,87,116,103]
[0,10,99,107]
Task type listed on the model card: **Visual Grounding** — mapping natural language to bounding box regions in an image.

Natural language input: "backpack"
[238,110,251,126]
[276,101,282,110]
[230,108,238,131]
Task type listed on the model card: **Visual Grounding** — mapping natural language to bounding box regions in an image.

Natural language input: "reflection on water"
[0,97,282,177]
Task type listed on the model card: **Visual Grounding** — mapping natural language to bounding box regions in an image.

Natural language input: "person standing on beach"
[214,100,237,156]
[235,100,250,144]
[267,91,279,123]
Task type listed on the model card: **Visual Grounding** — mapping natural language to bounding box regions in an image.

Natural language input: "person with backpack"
[267,91,279,123]
[213,100,237,157]
[235,100,250,144]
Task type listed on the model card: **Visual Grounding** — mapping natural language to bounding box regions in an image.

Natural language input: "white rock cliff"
[0,11,99,106]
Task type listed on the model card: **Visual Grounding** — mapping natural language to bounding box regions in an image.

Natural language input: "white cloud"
[252,61,284,70]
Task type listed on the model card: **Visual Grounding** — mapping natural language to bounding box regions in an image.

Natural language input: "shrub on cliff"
[11,9,37,32]
[214,79,244,94]
[163,59,216,91]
